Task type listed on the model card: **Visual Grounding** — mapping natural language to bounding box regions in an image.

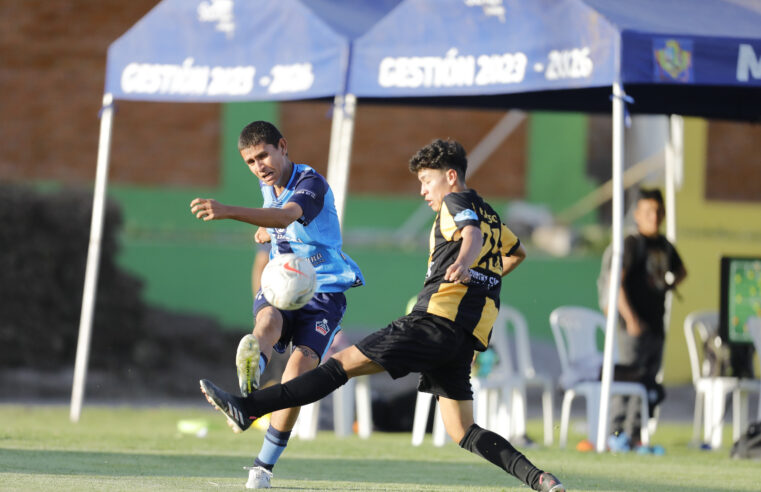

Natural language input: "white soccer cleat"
[244,465,272,489]
[236,334,261,397]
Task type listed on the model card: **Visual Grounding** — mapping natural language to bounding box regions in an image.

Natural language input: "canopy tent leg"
[597,82,626,452]
[70,93,115,423]
[664,114,683,243]
[326,94,357,227]
[661,115,683,343]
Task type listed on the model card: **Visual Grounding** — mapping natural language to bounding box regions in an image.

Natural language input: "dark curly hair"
[409,138,468,180]
[238,120,284,151]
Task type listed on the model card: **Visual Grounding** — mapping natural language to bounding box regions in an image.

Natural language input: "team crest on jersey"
[315,318,329,336]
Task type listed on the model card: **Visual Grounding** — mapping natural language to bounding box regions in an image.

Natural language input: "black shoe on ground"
[199,379,256,433]
[538,472,566,492]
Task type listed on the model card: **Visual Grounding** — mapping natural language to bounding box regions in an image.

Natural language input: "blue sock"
[258,353,268,377]
[254,425,291,470]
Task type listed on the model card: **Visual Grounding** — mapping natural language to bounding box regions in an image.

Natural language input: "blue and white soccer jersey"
[261,164,363,292]
[254,163,363,359]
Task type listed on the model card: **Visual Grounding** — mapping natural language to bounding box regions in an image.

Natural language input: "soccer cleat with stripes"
[199,379,256,433]
[537,472,565,492]
[236,334,262,397]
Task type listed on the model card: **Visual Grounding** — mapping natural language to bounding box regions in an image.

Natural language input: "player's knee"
[444,417,472,443]
[254,307,283,338]
[332,346,378,378]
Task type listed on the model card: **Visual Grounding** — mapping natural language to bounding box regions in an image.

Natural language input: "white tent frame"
[320,84,685,454]
[71,88,682,455]
[69,92,353,422]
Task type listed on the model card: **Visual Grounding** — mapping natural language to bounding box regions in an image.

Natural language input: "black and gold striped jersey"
[411,189,520,351]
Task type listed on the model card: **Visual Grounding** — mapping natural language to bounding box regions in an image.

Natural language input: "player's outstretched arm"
[501,243,526,277]
[190,198,302,228]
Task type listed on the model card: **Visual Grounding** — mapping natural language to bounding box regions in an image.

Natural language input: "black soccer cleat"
[538,472,566,492]
[199,379,256,433]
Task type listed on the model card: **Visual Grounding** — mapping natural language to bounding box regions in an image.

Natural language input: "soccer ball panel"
[260,253,317,310]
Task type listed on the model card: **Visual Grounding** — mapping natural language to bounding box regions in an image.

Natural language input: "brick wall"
[281,101,526,197]
[0,0,525,198]
[706,121,761,202]
[1,1,218,188]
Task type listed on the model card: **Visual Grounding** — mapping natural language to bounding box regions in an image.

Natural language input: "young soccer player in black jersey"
[200,139,566,492]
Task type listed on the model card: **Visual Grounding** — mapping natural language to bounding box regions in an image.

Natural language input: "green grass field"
[1,405,757,491]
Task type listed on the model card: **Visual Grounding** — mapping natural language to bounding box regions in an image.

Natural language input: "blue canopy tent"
[339,0,761,451]
[74,1,761,448]
[70,0,401,422]
[349,0,761,119]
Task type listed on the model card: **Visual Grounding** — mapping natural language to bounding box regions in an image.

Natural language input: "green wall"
[111,108,600,340]
[527,112,597,224]
[112,102,277,328]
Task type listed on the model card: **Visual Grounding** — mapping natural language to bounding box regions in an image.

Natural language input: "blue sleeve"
[290,173,326,226]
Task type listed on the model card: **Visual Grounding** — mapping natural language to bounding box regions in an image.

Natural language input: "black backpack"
[730,421,761,460]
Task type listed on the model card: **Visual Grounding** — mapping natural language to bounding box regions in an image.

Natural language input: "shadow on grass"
[0,447,745,492]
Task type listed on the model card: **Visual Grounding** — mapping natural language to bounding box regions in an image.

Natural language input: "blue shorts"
[253,290,346,361]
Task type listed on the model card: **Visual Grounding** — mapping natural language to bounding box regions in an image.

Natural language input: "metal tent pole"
[597,82,626,452]
[70,93,115,422]
[324,93,358,437]
[326,94,356,227]
[664,115,683,243]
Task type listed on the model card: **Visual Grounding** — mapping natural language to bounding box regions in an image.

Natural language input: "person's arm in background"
[617,269,642,337]
[251,227,271,299]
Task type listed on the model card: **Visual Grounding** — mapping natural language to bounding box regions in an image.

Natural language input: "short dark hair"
[637,187,664,208]
[238,121,284,150]
[409,139,468,179]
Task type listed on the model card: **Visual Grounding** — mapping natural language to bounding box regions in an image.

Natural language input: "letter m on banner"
[737,44,761,82]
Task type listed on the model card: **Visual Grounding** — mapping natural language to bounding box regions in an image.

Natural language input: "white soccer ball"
[260,253,317,310]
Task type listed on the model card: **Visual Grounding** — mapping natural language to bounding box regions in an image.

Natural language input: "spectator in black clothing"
[609,188,687,449]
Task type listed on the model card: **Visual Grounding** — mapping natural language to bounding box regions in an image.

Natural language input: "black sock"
[244,357,348,416]
[459,423,543,490]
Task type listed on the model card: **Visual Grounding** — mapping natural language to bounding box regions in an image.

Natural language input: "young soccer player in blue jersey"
[199,138,565,492]
[190,120,363,489]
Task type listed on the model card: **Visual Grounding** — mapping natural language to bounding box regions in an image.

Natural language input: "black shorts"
[355,312,476,401]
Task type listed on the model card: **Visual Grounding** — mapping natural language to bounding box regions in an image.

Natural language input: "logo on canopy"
[464,0,506,22]
[653,39,693,82]
[198,0,235,39]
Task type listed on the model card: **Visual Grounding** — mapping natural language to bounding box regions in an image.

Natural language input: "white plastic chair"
[471,334,525,441]
[550,306,650,448]
[494,306,554,445]
[295,374,372,439]
[410,392,449,446]
[411,306,548,446]
[685,311,761,448]
[411,312,520,447]
[410,349,522,447]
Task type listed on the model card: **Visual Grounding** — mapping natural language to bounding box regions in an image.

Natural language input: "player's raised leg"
[236,333,261,397]
[239,306,284,396]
